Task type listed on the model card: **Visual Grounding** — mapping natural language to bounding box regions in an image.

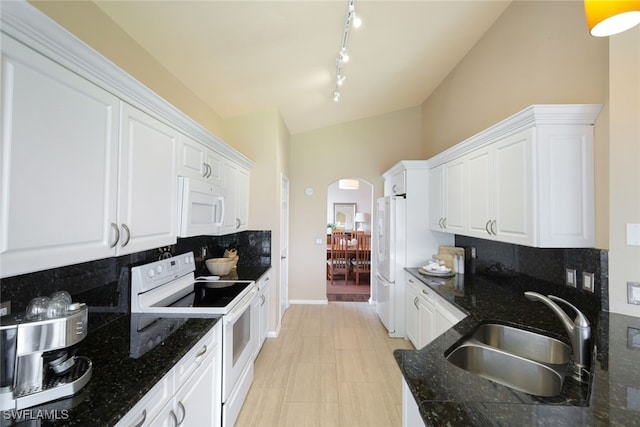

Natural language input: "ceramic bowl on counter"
[205,258,236,276]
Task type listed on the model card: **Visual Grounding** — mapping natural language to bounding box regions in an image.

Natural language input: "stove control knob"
[147,269,155,278]
[184,256,191,264]
[156,265,163,274]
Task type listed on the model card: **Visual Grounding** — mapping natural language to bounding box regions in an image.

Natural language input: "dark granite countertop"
[4,312,220,426]
[396,268,640,426]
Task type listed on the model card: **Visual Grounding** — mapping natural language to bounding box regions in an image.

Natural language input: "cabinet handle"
[414,296,419,309]
[485,220,492,236]
[491,220,497,236]
[392,184,398,193]
[202,163,208,178]
[260,295,266,306]
[131,409,146,427]
[442,218,447,229]
[206,163,212,178]
[169,410,178,427]
[109,223,120,248]
[195,345,208,358]
[438,218,442,228]
[176,401,186,426]
[121,224,131,247]
[236,218,241,229]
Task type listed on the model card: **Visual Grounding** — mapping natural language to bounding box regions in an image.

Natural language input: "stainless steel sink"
[445,323,571,397]
[470,323,570,365]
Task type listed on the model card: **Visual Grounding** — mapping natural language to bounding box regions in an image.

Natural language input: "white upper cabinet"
[221,159,249,234]
[428,158,465,234]
[0,37,120,278]
[117,103,178,255]
[178,134,223,187]
[428,104,601,248]
[466,128,533,245]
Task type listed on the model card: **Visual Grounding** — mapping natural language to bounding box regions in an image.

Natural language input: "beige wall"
[421,1,610,249]
[608,26,640,316]
[30,1,226,140]
[225,108,290,330]
[289,107,422,301]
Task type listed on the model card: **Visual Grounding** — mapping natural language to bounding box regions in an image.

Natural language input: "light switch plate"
[627,282,640,305]
[627,224,640,246]
[582,272,595,293]
[0,301,10,316]
[566,268,577,287]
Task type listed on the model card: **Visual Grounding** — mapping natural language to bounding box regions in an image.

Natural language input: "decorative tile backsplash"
[0,231,271,315]
[455,235,608,312]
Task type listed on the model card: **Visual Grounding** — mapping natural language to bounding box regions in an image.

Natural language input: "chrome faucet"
[524,291,591,381]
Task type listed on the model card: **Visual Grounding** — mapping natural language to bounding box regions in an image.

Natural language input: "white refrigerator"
[375,195,407,338]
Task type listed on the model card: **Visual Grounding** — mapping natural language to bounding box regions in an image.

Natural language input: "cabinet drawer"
[175,322,220,386]
[116,371,174,427]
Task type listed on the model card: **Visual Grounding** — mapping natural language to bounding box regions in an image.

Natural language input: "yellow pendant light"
[584,0,640,37]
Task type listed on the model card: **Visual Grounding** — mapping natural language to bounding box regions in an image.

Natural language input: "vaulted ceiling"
[94,1,511,134]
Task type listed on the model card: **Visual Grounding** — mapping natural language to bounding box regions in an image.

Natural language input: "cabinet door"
[0,37,119,278]
[221,160,249,234]
[405,281,419,348]
[416,296,435,349]
[173,351,218,427]
[178,134,208,180]
[492,130,533,245]
[466,147,493,239]
[444,158,465,233]
[428,166,444,231]
[118,104,178,254]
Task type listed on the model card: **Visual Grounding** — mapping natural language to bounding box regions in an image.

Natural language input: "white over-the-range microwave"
[177,176,225,237]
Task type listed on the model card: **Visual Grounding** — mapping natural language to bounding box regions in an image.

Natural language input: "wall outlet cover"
[582,272,595,293]
[627,282,640,305]
[566,268,577,287]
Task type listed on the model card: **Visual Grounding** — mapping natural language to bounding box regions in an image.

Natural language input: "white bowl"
[205,258,236,276]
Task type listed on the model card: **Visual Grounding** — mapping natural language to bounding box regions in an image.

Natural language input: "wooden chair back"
[352,234,371,285]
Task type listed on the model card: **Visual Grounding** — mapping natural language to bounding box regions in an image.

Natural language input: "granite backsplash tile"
[455,235,608,313]
[0,230,271,317]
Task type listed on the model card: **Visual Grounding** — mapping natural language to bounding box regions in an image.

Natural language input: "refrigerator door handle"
[376,273,392,286]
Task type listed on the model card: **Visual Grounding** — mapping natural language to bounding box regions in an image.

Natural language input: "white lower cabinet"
[402,378,425,427]
[256,270,272,356]
[405,276,466,349]
[117,321,222,427]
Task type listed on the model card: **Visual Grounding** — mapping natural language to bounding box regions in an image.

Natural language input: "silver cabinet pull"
[414,296,419,309]
[236,218,241,229]
[195,345,208,358]
[109,223,120,248]
[169,410,178,427]
[121,224,131,247]
[201,163,208,178]
[205,163,212,178]
[485,220,492,235]
[491,220,497,235]
[392,184,398,193]
[176,401,186,426]
[438,218,443,229]
[131,409,146,427]
[442,218,447,229]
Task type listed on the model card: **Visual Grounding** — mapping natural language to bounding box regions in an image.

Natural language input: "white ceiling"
[94,1,511,134]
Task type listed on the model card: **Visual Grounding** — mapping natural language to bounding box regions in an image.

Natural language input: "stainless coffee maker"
[0,293,92,411]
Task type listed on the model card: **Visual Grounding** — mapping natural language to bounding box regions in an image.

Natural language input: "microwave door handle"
[223,287,257,325]
[216,196,226,227]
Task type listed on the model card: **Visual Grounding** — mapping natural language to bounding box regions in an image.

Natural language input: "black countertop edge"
[395,268,640,426]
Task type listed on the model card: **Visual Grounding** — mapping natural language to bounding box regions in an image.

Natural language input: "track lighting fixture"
[332,0,361,102]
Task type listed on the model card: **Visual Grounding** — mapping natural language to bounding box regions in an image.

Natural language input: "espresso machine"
[0,293,92,411]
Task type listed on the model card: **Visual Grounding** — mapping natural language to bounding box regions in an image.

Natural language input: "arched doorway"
[326,178,373,302]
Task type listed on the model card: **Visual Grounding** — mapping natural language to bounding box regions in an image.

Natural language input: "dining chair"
[351,233,371,286]
[327,230,350,285]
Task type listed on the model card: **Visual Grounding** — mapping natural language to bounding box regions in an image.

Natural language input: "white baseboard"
[289,299,329,305]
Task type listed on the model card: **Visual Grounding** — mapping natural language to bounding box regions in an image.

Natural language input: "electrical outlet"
[628,282,640,305]
[0,301,11,316]
[583,272,595,293]
[566,268,577,287]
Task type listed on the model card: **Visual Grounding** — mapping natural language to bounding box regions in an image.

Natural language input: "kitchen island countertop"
[396,268,640,426]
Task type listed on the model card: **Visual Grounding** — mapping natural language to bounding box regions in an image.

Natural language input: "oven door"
[222,286,258,402]
[177,177,225,237]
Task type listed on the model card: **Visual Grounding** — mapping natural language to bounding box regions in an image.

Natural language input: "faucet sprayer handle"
[547,295,590,328]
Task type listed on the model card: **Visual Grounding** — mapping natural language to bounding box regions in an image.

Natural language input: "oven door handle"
[223,287,257,325]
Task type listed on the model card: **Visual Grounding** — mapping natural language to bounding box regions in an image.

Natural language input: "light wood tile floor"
[235,302,414,427]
